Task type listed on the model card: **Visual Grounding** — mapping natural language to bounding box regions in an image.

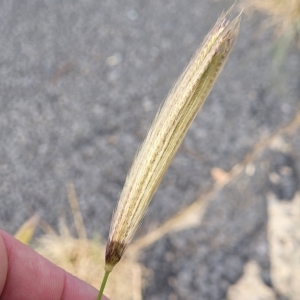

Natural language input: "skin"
[0,230,108,300]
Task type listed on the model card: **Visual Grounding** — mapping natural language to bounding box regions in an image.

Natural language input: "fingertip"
[0,229,109,300]
[0,230,8,295]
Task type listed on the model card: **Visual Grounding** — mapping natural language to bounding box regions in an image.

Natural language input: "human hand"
[0,230,108,300]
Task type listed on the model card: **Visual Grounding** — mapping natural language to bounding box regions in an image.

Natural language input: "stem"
[97,270,110,300]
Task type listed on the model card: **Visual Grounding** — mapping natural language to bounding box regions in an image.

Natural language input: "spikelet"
[105,8,241,273]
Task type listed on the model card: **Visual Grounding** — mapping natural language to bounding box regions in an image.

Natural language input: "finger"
[0,232,8,295]
[0,230,108,300]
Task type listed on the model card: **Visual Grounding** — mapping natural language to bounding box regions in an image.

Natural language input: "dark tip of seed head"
[105,240,126,272]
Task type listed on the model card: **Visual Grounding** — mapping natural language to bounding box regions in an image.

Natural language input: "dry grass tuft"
[34,225,143,300]
[243,0,300,45]
[15,183,143,300]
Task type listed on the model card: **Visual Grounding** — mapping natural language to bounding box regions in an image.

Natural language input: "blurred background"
[1,0,300,299]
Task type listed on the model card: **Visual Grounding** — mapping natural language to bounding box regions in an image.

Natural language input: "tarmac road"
[0,0,299,299]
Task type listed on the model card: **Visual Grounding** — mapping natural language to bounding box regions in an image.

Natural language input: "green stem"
[97,270,110,300]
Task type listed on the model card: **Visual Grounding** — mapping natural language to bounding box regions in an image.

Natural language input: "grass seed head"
[105,8,242,272]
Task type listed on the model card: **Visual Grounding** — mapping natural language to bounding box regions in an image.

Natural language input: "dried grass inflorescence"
[105,8,241,273]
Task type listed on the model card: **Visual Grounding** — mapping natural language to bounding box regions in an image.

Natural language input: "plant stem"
[97,270,110,300]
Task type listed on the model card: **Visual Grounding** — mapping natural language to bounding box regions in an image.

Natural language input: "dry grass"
[14,214,40,245]
[243,0,300,46]
[15,183,143,300]
[34,225,143,300]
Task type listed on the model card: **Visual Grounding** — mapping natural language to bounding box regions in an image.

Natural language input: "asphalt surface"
[1,0,300,299]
